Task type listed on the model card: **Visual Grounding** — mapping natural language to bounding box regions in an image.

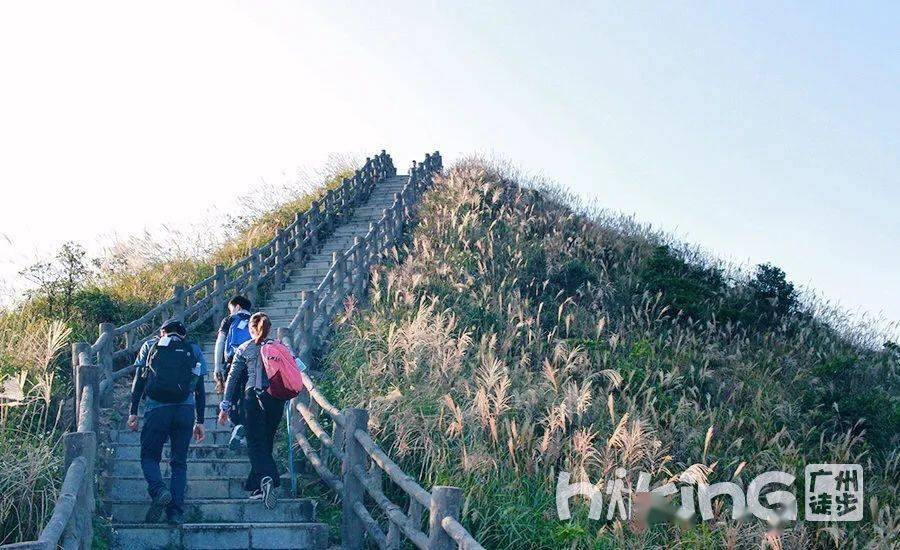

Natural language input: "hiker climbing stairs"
[100,170,412,549]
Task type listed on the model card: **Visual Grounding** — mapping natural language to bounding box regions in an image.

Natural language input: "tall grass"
[0,313,70,544]
[324,158,899,549]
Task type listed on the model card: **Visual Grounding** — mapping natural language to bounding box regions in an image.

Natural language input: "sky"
[0,1,897,325]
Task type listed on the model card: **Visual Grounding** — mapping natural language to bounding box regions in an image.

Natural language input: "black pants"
[225,360,245,426]
[243,389,285,491]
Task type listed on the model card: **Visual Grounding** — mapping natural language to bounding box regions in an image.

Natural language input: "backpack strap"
[142,340,161,379]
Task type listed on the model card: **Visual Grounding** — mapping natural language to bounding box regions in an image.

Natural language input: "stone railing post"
[293,213,305,264]
[172,285,186,322]
[274,228,285,289]
[248,247,261,305]
[340,408,369,550]
[352,236,365,295]
[97,323,115,406]
[368,222,379,266]
[427,486,462,550]
[71,341,90,423]
[213,265,227,321]
[331,252,344,308]
[381,209,391,248]
[76,361,99,432]
[325,191,335,234]
[297,291,312,366]
[309,201,320,252]
[63,430,96,550]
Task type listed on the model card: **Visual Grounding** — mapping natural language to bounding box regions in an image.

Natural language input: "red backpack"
[260,340,304,400]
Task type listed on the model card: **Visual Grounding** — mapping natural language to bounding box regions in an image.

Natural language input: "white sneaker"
[261,476,276,510]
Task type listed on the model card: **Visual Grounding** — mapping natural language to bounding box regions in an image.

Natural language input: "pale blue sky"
[0,1,897,325]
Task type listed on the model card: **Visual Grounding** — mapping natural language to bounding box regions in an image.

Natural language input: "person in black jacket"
[128,319,207,524]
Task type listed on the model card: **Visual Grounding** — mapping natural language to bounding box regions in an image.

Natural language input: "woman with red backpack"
[218,312,303,508]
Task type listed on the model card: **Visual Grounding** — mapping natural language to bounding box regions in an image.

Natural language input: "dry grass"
[325,158,899,549]
[0,312,69,544]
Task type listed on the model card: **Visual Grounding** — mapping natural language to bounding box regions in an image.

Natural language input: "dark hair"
[159,318,187,337]
[229,295,252,311]
[249,312,271,345]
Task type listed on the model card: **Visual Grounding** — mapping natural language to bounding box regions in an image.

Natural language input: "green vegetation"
[324,159,899,548]
[0,165,352,543]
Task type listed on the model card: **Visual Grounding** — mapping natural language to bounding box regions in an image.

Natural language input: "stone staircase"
[101,175,410,549]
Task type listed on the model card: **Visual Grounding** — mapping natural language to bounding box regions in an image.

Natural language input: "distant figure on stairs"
[219,312,289,510]
[213,295,253,452]
[127,318,208,525]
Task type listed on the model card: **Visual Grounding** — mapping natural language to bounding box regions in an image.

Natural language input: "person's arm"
[194,375,206,424]
[218,349,247,425]
[191,343,207,441]
[127,341,151,430]
[213,316,231,379]
[213,332,226,379]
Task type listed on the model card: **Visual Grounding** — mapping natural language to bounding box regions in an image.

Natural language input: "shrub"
[749,262,797,319]
[637,245,724,321]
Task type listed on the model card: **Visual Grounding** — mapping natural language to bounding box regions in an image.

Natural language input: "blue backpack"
[225,312,252,361]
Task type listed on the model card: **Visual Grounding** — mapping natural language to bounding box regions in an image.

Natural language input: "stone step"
[124,417,227,433]
[109,427,236,447]
[133,403,225,420]
[262,304,306,317]
[263,297,305,309]
[283,276,326,288]
[103,475,292,500]
[108,458,250,477]
[113,443,239,460]
[105,497,316,524]
[109,522,328,549]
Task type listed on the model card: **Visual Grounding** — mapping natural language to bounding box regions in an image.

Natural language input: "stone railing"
[77,151,397,401]
[276,153,487,549]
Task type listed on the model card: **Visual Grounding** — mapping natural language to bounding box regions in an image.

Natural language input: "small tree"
[18,242,91,320]
[749,263,797,318]
[55,242,90,319]
[19,261,60,317]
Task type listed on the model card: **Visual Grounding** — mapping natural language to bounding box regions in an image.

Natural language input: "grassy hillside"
[323,159,899,549]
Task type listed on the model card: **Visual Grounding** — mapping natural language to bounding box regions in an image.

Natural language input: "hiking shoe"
[248,489,263,500]
[261,476,276,509]
[166,513,184,525]
[229,425,245,452]
[145,490,172,523]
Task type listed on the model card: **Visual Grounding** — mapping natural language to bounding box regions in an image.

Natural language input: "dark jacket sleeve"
[194,375,205,423]
[130,366,145,416]
[223,347,248,406]
[129,341,152,416]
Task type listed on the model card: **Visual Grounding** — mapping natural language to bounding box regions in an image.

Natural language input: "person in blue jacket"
[127,319,207,524]
[213,295,253,451]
